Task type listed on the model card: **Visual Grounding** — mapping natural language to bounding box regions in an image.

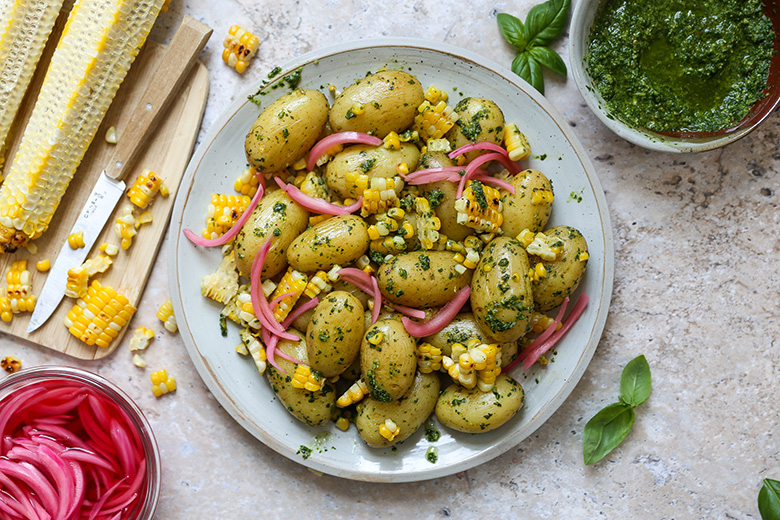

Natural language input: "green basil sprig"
[760,478,780,520]
[497,0,571,94]
[583,355,651,465]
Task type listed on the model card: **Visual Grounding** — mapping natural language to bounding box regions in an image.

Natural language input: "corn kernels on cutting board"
[0,13,210,359]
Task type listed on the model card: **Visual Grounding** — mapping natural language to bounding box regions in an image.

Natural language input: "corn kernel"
[68,231,85,249]
[378,418,400,441]
[36,259,51,272]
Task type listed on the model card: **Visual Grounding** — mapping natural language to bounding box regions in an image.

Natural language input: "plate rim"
[168,37,615,482]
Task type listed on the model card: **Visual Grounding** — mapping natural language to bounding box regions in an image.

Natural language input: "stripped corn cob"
[150,369,176,397]
[291,365,324,392]
[201,250,239,304]
[504,123,531,161]
[203,193,251,239]
[234,167,259,197]
[65,254,113,299]
[156,299,178,333]
[336,379,369,407]
[128,326,154,351]
[64,280,136,348]
[0,0,164,252]
[417,342,442,373]
[379,418,400,441]
[414,100,459,140]
[414,197,441,250]
[269,268,308,321]
[222,25,259,74]
[454,180,503,234]
[0,0,65,173]
[127,169,165,209]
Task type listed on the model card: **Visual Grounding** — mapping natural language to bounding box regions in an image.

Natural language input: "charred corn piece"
[414,197,441,250]
[379,418,400,442]
[291,364,324,392]
[64,280,137,348]
[1,355,21,374]
[454,180,503,234]
[234,167,259,197]
[0,0,164,252]
[504,123,531,161]
[5,259,34,313]
[128,326,155,351]
[222,25,259,74]
[269,268,308,321]
[156,299,178,333]
[0,0,65,173]
[203,193,251,239]
[414,100,459,140]
[303,270,331,299]
[201,250,239,304]
[239,328,266,375]
[68,231,85,249]
[150,368,176,397]
[65,254,113,299]
[127,170,165,209]
[336,379,369,407]
[0,297,11,322]
[417,342,442,373]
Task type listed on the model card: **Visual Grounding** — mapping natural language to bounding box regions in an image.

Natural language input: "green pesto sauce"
[587,0,774,132]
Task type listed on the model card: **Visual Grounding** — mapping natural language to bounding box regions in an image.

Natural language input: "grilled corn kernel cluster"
[528,261,548,283]
[336,379,369,407]
[156,299,178,333]
[65,254,113,299]
[522,230,563,262]
[303,270,332,299]
[150,368,176,397]
[454,180,503,234]
[64,280,136,348]
[114,205,138,250]
[270,268,308,321]
[442,338,502,391]
[201,251,239,304]
[1,260,35,321]
[300,171,330,201]
[203,193,251,239]
[222,25,259,74]
[234,167,260,197]
[368,208,413,257]
[414,100,459,141]
[291,365,324,391]
[238,328,267,375]
[379,418,400,441]
[414,197,441,250]
[361,176,403,216]
[1,355,21,374]
[417,342,442,373]
[530,311,562,334]
[127,169,167,209]
[0,0,165,252]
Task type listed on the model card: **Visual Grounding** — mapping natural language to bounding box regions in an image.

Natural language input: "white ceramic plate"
[169,38,614,482]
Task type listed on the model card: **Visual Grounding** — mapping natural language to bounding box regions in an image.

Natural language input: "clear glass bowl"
[0,365,161,520]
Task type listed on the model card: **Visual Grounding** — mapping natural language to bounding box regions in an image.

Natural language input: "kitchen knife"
[27,16,212,334]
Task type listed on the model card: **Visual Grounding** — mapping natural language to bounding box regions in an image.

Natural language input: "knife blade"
[27,16,212,333]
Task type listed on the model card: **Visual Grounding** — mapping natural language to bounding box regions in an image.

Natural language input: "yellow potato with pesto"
[376,251,472,308]
[500,169,554,237]
[325,143,419,199]
[435,374,524,433]
[445,97,505,162]
[422,313,518,368]
[245,89,329,172]
[305,291,365,378]
[360,319,417,402]
[531,225,589,312]
[287,215,369,272]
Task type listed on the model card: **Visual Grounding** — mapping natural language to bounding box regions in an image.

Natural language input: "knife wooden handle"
[104,16,212,180]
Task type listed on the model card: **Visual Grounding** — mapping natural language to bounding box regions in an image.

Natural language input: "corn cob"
[0,0,164,252]
[454,180,503,234]
[0,0,65,173]
[269,268,308,322]
[156,298,177,332]
[222,25,259,74]
[150,368,176,397]
[361,176,403,217]
[127,169,166,209]
[64,280,136,348]
[203,193,251,239]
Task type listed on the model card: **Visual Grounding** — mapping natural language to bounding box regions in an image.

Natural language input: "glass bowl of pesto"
[569,0,780,153]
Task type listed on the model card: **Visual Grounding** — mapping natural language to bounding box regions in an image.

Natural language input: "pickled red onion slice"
[307,131,383,171]
[401,286,471,337]
[275,177,362,215]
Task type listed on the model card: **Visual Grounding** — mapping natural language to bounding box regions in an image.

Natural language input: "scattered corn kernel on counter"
[184,68,591,448]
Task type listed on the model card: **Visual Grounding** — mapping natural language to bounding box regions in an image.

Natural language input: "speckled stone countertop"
[3,1,779,518]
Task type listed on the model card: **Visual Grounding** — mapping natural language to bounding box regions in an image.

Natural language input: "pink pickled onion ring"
[338,268,383,324]
[261,328,285,373]
[275,177,362,215]
[449,141,509,159]
[183,175,265,247]
[384,302,427,319]
[369,274,382,324]
[307,131,383,171]
[401,286,471,337]
[282,297,320,329]
[404,166,464,184]
[472,173,515,194]
[250,240,297,341]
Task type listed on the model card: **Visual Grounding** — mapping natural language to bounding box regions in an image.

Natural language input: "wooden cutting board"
[0,18,210,359]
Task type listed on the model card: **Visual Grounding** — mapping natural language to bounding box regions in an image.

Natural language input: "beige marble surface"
[2,0,779,518]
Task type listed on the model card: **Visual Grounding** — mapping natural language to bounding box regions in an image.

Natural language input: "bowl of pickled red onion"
[0,366,160,520]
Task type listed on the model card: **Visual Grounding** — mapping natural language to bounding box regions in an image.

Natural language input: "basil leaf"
[512,53,545,94]
[525,0,571,48]
[759,478,780,520]
[497,13,528,51]
[527,46,567,76]
[582,402,635,465]
[619,355,652,408]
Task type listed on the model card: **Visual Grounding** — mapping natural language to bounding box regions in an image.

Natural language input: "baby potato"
[500,169,554,237]
[287,215,369,272]
[445,97,505,162]
[245,89,329,172]
[266,331,336,427]
[435,374,524,434]
[330,70,424,137]
[471,237,534,343]
[418,152,472,242]
[325,143,420,199]
[355,372,441,448]
[532,225,589,312]
[423,312,517,367]
[360,319,417,402]
[376,250,472,308]
[306,291,365,377]
[234,189,309,278]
